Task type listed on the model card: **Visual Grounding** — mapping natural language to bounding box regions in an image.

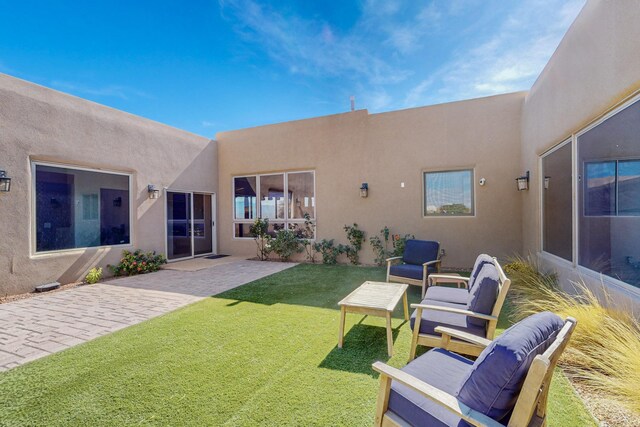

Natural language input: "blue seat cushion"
[468,254,495,290]
[466,263,500,327]
[403,239,439,266]
[456,312,564,422]
[390,263,437,281]
[425,286,468,305]
[410,299,485,338]
[388,348,474,427]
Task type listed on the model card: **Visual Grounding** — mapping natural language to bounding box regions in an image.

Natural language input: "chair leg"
[409,308,422,361]
[374,374,392,427]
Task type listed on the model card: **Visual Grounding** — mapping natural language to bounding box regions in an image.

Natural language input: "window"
[542,141,573,261]
[578,97,640,287]
[233,171,315,238]
[423,169,474,216]
[33,163,131,253]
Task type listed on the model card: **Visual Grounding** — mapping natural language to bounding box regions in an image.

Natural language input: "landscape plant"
[313,239,345,265]
[299,213,317,263]
[369,226,391,266]
[84,267,103,284]
[271,229,303,262]
[109,250,166,276]
[343,223,365,265]
[249,218,272,261]
[505,255,640,415]
[391,233,414,257]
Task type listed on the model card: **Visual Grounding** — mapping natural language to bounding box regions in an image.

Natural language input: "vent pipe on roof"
[350,95,355,112]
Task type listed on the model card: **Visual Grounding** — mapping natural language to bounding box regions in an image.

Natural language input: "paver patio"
[0,259,295,371]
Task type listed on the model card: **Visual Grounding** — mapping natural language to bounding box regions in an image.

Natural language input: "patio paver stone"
[0,259,295,371]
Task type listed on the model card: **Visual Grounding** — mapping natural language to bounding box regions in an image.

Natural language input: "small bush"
[249,218,272,261]
[343,223,365,265]
[271,229,303,262]
[369,227,414,265]
[391,233,414,257]
[85,267,103,284]
[298,213,317,263]
[109,250,167,276]
[313,239,345,265]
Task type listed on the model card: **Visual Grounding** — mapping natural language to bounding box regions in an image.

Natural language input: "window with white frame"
[541,141,573,261]
[233,171,315,238]
[33,163,131,253]
[423,169,474,216]
[577,97,640,287]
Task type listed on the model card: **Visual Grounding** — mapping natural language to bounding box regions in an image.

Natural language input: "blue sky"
[0,0,584,137]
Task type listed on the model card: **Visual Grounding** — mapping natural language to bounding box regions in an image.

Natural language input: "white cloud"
[406,0,585,106]
[219,0,410,86]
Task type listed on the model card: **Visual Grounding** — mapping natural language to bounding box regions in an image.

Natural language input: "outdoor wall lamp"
[147,184,160,199]
[360,182,369,198]
[516,171,530,191]
[0,170,11,192]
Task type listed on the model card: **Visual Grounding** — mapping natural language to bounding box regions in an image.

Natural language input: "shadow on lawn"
[215,264,426,317]
[318,323,404,377]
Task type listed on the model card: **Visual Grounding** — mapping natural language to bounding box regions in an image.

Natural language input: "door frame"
[164,189,216,262]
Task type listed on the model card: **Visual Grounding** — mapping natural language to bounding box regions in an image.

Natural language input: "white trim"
[165,190,216,262]
[539,138,573,263]
[232,170,316,240]
[422,167,476,218]
[29,161,134,257]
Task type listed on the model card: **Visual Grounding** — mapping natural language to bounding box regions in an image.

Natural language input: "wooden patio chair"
[386,240,441,291]
[409,257,511,359]
[373,312,577,427]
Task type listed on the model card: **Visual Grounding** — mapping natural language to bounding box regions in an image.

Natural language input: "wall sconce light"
[0,170,11,192]
[360,182,369,198]
[544,176,550,190]
[516,171,530,191]
[148,184,160,199]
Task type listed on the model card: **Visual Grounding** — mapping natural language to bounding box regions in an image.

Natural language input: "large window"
[233,171,315,238]
[542,141,573,261]
[423,169,474,216]
[577,97,640,287]
[33,163,131,253]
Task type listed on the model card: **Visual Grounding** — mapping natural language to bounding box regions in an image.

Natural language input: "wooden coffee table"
[338,281,409,356]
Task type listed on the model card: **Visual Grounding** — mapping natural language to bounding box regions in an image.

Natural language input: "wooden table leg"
[402,290,409,321]
[386,312,393,357]
[338,306,346,348]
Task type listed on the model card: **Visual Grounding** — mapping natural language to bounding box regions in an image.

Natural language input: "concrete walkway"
[0,259,295,371]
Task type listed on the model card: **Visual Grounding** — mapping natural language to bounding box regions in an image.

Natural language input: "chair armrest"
[423,259,442,266]
[428,274,469,282]
[434,326,492,348]
[372,362,503,427]
[386,256,402,262]
[411,303,497,321]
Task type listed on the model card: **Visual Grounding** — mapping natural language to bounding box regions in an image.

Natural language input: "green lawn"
[0,264,594,426]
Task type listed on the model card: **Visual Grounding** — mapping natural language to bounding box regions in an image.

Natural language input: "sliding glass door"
[166,191,215,260]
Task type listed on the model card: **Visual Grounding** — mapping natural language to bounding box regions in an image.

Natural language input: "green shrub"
[391,233,414,257]
[249,218,272,261]
[343,223,365,265]
[85,267,103,284]
[299,213,317,263]
[369,226,391,266]
[313,239,345,265]
[271,229,303,262]
[109,250,166,276]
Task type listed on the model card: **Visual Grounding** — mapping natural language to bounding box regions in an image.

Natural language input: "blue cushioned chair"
[423,254,495,300]
[387,240,441,290]
[410,258,511,359]
[373,312,577,427]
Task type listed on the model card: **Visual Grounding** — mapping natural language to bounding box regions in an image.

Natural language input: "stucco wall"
[216,92,525,269]
[521,1,640,304]
[0,73,217,296]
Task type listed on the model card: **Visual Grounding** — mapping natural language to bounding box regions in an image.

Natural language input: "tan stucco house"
[1,1,639,307]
